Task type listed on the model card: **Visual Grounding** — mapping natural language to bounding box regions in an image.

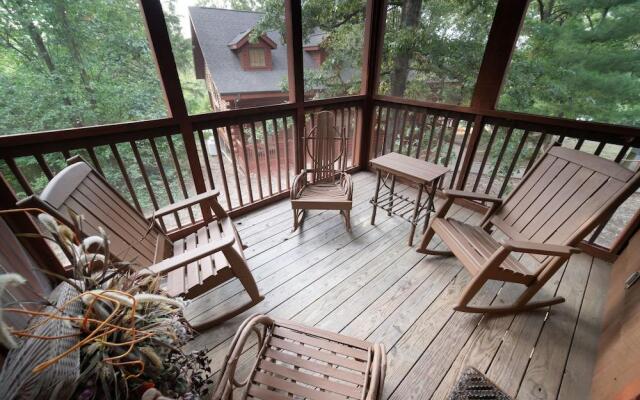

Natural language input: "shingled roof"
[189,7,319,95]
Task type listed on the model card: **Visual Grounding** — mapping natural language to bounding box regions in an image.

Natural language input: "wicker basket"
[0,282,82,400]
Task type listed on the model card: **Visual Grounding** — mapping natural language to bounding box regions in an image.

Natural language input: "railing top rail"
[374,94,640,146]
[0,118,179,150]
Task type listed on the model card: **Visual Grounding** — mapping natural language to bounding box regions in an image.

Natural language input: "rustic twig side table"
[369,152,449,246]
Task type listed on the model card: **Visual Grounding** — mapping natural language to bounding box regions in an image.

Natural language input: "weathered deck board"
[188,171,609,399]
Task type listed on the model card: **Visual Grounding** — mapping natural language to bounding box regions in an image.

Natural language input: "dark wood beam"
[138,0,188,119]
[359,0,387,167]
[470,0,530,110]
[138,0,210,218]
[285,0,305,172]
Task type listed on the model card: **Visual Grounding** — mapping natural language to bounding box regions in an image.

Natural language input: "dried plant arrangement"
[0,209,215,400]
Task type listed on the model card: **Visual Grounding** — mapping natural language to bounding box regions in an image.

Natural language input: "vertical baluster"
[406,110,419,157]
[396,109,408,154]
[35,154,53,180]
[283,117,292,188]
[439,118,460,189]
[130,140,163,229]
[109,143,142,212]
[238,124,254,203]
[197,130,215,189]
[250,121,263,200]
[337,108,345,171]
[166,135,196,222]
[593,141,606,156]
[485,126,514,195]
[210,128,233,209]
[350,107,357,168]
[424,114,439,162]
[381,107,393,155]
[392,108,407,153]
[414,112,428,159]
[524,133,547,174]
[225,125,244,207]
[614,145,630,163]
[4,158,33,195]
[574,138,584,150]
[371,106,383,158]
[85,147,104,175]
[149,137,181,229]
[450,120,473,189]
[61,150,71,160]
[272,119,282,193]
[498,130,529,197]
[472,124,499,192]
[433,116,449,164]
[261,120,273,196]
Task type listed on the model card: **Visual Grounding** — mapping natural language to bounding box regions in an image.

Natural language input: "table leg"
[388,175,396,216]
[423,177,439,234]
[408,183,424,247]
[370,169,382,225]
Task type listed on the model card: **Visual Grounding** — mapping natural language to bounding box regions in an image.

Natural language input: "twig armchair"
[213,314,386,400]
[418,145,640,314]
[291,111,353,231]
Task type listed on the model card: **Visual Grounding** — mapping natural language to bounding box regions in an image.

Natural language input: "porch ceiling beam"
[470,0,530,110]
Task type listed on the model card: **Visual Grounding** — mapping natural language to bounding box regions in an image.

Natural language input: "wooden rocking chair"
[18,157,263,330]
[418,145,640,314]
[291,111,353,231]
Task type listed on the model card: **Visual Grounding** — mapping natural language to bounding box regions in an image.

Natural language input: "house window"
[249,48,266,68]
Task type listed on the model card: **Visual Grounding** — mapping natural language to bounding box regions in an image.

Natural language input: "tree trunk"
[389,0,422,97]
[54,0,97,108]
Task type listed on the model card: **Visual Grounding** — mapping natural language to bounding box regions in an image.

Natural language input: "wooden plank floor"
[184,171,610,400]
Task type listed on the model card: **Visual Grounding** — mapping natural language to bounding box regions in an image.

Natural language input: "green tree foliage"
[499,0,640,127]
[0,0,168,135]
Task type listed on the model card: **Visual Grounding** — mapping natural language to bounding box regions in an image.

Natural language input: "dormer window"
[228,30,277,71]
[249,48,266,68]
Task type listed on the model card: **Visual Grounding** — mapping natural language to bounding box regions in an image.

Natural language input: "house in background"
[189,7,324,111]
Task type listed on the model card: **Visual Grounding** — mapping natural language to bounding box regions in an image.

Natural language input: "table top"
[370,152,449,184]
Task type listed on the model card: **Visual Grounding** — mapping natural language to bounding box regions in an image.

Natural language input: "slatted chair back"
[305,111,346,182]
[32,159,166,268]
[491,146,639,256]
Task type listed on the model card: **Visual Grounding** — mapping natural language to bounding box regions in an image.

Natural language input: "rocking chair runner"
[291,111,353,231]
[18,157,264,330]
[418,145,640,314]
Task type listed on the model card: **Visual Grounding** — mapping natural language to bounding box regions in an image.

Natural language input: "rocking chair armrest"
[442,189,502,204]
[291,171,307,200]
[340,172,353,199]
[149,190,220,219]
[501,240,580,257]
[216,314,275,394]
[145,233,234,275]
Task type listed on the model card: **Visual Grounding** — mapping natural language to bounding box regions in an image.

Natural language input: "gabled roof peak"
[228,29,277,50]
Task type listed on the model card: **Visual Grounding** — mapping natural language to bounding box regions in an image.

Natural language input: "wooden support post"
[285,0,305,174]
[359,0,387,169]
[470,0,530,109]
[138,0,210,218]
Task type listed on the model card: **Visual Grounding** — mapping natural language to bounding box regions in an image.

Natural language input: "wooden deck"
[184,171,610,400]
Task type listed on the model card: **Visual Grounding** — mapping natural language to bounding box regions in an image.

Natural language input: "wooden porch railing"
[0,94,638,259]
[370,95,640,259]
